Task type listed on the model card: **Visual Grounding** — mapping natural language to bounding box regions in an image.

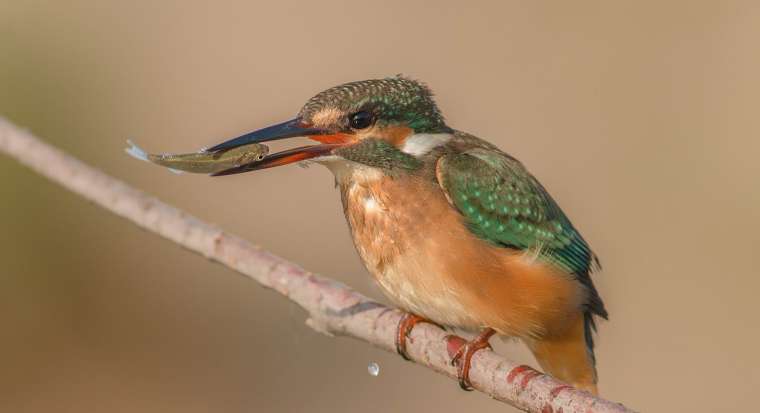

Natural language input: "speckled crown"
[298,76,447,133]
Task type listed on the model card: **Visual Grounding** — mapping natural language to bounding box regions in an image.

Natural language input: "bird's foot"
[396,313,438,361]
[448,328,497,391]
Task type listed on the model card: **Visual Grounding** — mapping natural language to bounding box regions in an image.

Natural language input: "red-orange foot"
[449,328,497,390]
[395,313,435,360]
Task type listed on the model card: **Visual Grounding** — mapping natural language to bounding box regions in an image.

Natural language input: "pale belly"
[337,168,585,337]
[342,173,483,329]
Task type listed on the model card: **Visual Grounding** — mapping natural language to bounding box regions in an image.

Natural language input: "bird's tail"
[524,313,599,394]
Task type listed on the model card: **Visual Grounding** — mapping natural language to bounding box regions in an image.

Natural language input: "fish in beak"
[206,118,351,176]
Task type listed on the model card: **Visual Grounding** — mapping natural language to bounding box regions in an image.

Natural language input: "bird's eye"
[349,111,374,130]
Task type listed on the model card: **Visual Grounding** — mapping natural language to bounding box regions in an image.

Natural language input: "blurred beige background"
[1,1,759,412]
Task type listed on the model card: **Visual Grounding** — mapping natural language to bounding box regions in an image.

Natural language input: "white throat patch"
[400,133,453,156]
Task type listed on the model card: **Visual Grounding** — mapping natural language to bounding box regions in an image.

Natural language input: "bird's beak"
[206,118,351,176]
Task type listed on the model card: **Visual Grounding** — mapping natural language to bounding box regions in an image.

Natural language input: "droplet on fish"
[367,361,380,377]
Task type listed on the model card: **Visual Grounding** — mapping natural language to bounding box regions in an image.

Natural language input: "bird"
[206,76,608,394]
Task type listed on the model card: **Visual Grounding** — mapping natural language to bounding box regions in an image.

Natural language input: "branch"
[0,117,635,413]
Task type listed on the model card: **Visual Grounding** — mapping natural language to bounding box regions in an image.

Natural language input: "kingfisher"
[207,76,608,394]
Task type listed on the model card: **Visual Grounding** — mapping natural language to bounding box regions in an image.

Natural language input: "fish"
[125,140,269,174]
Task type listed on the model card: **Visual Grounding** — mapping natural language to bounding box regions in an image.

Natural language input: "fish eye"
[349,111,374,130]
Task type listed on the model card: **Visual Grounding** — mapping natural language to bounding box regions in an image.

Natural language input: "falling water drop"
[367,361,380,377]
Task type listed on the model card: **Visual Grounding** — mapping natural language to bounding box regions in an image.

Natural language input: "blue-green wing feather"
[437,149,607,319]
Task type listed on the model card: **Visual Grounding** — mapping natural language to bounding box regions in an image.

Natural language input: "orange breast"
[340,170,586,338]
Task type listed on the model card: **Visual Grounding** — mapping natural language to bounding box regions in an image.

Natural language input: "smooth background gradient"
[2,1,759,412]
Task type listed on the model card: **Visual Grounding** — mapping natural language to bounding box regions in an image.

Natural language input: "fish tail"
[125,140,149,162]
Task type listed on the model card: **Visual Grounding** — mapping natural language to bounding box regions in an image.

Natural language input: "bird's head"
[208,76,453,176]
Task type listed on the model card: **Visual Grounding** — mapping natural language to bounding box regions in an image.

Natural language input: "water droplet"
[368,361,380,376]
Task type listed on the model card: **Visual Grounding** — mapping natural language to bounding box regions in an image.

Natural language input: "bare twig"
[0,117,635,413]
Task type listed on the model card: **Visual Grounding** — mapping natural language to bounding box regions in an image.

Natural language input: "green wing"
[437,147,608,343]
[436,148,597,277]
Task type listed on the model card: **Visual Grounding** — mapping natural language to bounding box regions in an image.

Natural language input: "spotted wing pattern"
[436,148,606,318]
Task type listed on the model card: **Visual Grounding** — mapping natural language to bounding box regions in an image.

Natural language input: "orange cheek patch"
[309,133,352,144]
[352,125,413,146]
[383,126,413,145]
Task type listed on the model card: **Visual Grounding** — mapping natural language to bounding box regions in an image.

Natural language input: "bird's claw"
[395,313,441,361]
[448,328,496,391]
